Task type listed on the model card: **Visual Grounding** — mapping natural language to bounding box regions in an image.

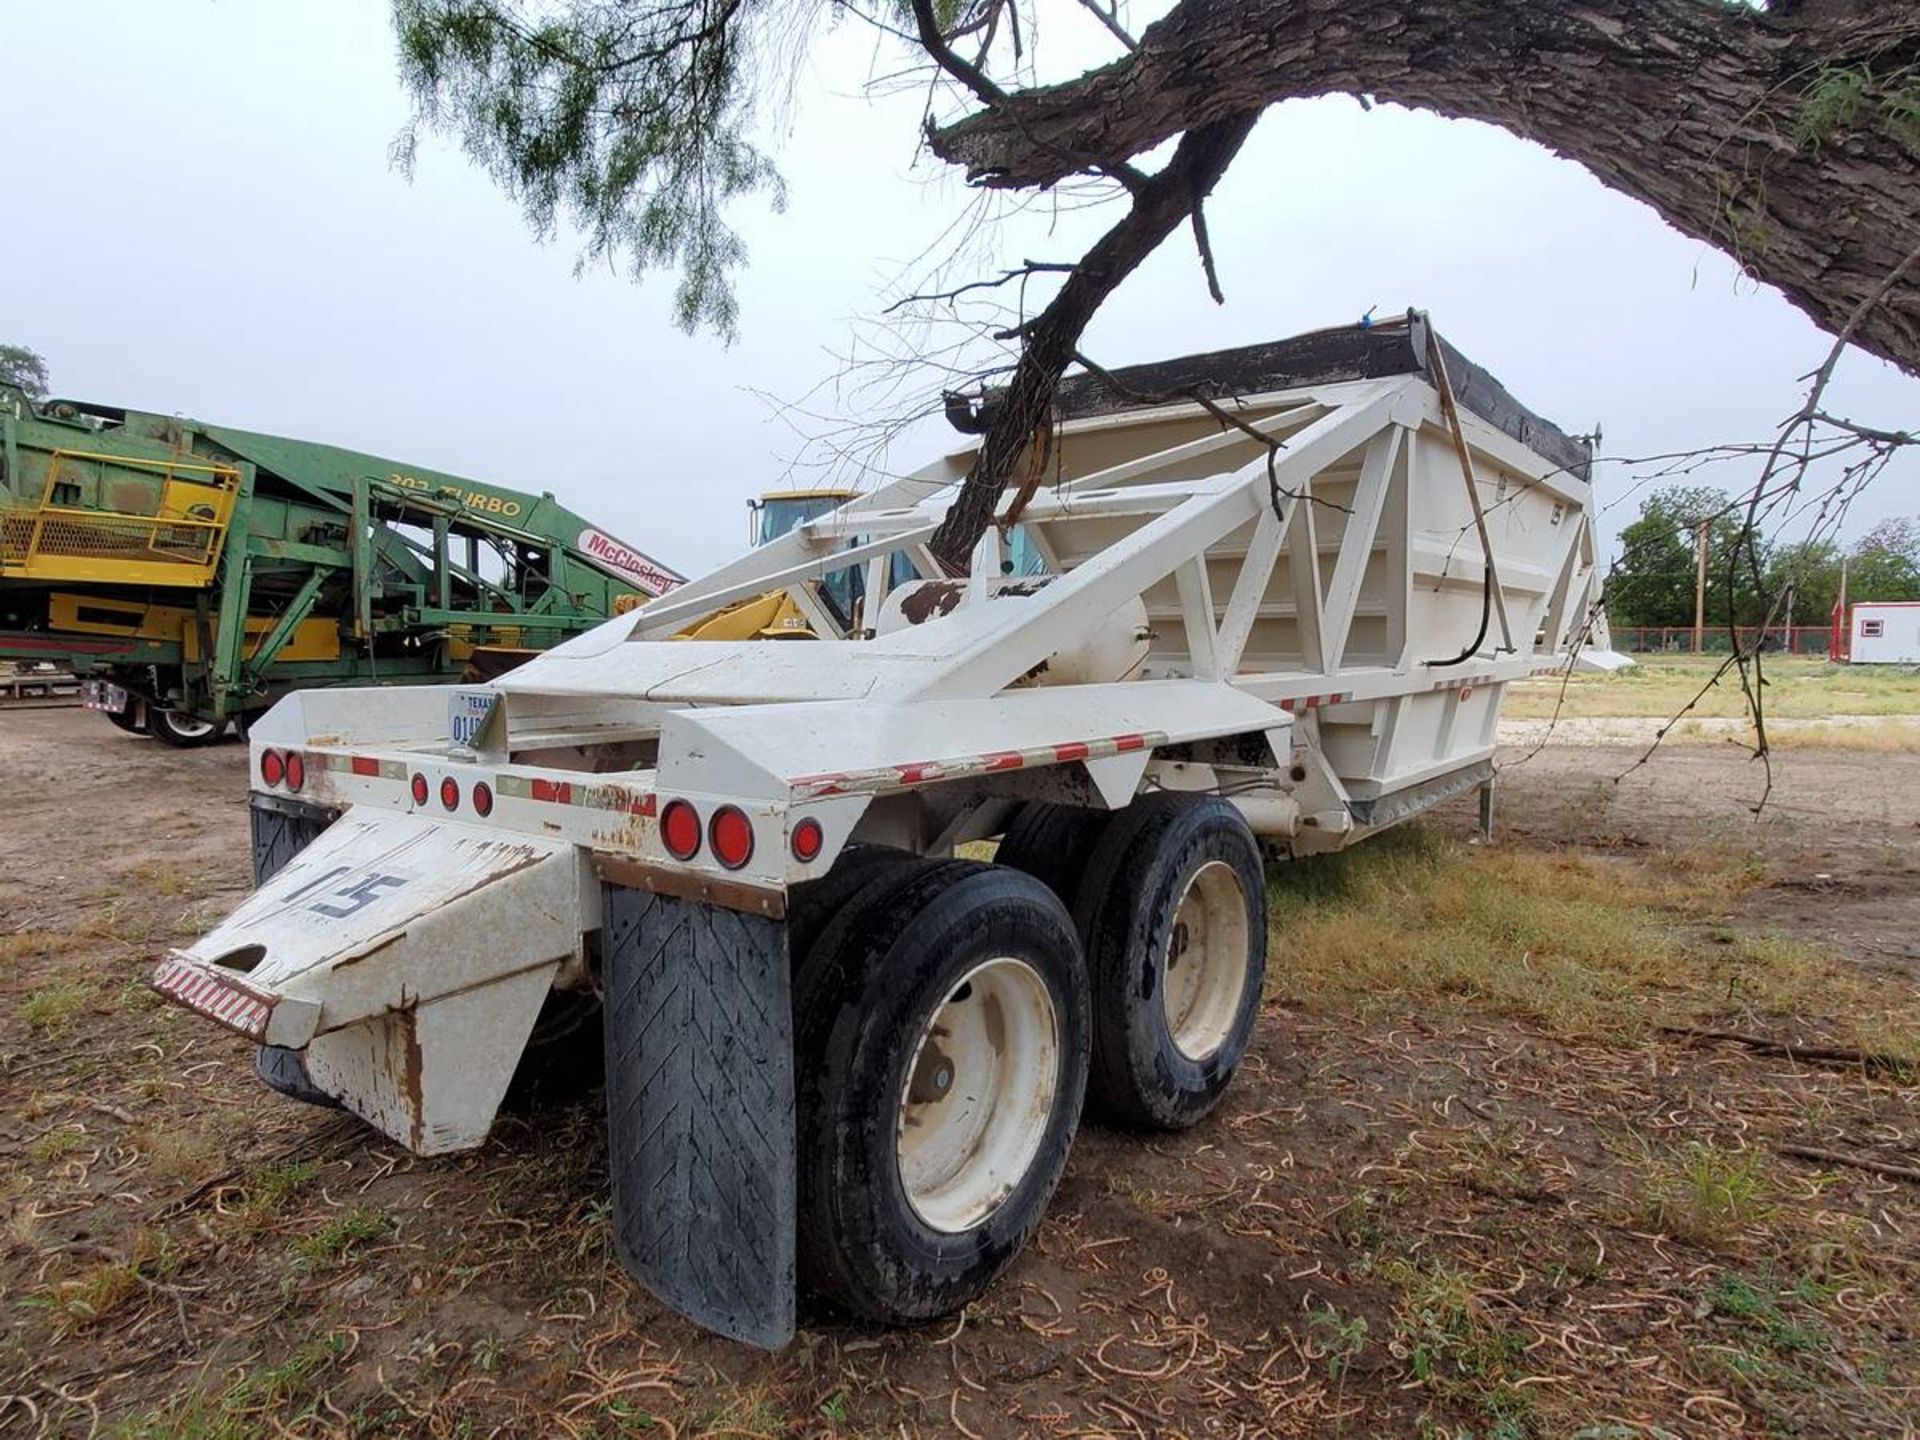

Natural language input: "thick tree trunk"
[930,0,1920,375]
[926,113,1258,569]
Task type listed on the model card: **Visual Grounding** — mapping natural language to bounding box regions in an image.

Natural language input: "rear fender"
[163,808,591,1154]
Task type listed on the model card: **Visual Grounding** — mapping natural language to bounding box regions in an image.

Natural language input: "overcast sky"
[5,0,1915,575]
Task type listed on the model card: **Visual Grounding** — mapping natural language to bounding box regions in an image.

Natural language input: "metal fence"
[1613,625,1833,656]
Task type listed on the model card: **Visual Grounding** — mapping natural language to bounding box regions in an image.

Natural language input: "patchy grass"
[0,929,81,963]
[16,980,97,1030]
[1380,1255,1533,1432]
[1505,654,1920,722]
[1694,932,1920,1068]
[128,859,215,900]
[1751,717,1920,751]
[1643,1140,1771,1242]
[1307,1303,1370,1380]
[28,1125,87,1165]
[1267,827,1920,1063]
[232,1160,316,1233]
[1269,828,1714,1036]
[685,1384,786,1438]
[290,1207,393,1268]
[31,1230,176,1337]
[107,1334,351,1439]
[142,1127,223,1184]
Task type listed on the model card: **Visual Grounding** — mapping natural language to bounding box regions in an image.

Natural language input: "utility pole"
[1693,519,1709,654]
[1836,550,1849,660]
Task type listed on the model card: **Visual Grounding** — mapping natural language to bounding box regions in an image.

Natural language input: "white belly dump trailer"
[154,315,1599,1346]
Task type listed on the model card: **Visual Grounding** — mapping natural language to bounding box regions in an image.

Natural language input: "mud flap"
[248,796,339,886]
[247,797,341,1100]
[602,886,796,1349]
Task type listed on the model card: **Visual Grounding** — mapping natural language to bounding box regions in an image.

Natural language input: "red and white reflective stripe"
[494,773,656,817]
[149,957,271,1041]
[1277,692,1351,714]
[301,752,408,780]
[792,729,1168,800]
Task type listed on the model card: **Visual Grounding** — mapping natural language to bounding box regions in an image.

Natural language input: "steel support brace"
[601,886,797,1348]
[243,564,334,687]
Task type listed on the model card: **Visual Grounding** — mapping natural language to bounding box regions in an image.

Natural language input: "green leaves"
[1795,62,1920,155]
[0,343,49,399]
[391,0,790,339]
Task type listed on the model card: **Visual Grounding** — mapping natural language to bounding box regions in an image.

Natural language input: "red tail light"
[411,773,430,806]
[260,749,285,787]
[440,777,460,811]
[473,781,494,817]
[284,752,305,792]
[660,800,701,861]
[790,816,824,863]
[709,806,754,870]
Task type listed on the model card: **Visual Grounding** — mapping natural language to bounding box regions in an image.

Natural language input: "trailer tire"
[1073,796,1267,1131]
[993,802,1109,908]
[785,845,918,967]
[795,863,1089,1324]
[148,708,227,748]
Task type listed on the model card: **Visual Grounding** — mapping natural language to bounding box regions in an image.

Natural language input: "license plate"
[447,689,500,749]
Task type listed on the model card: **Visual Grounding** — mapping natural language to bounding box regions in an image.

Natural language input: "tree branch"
[883,260,1076,315]
[925,111,1261,569]
[1071,0,1137,52]
[927,0,1920,375]
[1190,202,1224,304]
[908,0,1008,108]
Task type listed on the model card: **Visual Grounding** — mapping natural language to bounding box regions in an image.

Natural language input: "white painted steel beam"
[909,381,1408,701]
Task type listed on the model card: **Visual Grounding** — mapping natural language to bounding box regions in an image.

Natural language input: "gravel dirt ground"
[1,706,1916,1439]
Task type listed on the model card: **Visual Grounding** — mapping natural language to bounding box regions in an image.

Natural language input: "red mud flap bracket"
[601,885,796,1349]
[149,955,318,1048]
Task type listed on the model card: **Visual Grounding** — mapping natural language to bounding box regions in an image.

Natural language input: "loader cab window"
[1005,525,1047,577]
[747,493,1051,634]
[750,491,863,629]
[751,492,850,547]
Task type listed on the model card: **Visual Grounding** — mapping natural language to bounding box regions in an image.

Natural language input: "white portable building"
[1847,602,1920,665]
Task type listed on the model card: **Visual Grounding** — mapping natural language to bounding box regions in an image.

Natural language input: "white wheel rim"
[163,710,216,738]
[896,956,1059,1234]
[1163,859,1250,1061]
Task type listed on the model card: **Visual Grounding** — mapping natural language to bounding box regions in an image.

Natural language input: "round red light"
[709,806,755,870]
[790,816,824,864]
[660,800,701,861]
[260,749,284,787]
[411,773,430,806]
[473,781,494,818]
[285,752,305,792]
[440,777,460,811]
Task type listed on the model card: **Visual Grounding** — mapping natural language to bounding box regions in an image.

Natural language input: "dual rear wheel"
[794,795,1267,1323]
[794,860,1088,1322]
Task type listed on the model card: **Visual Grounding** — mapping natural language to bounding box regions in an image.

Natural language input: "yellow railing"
[0,449,241,587]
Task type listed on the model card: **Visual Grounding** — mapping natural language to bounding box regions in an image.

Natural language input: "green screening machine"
[0,387,681,744]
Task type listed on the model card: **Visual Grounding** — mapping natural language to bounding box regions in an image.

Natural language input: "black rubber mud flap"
[248,797,339,886]
[602,886,797,1349]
